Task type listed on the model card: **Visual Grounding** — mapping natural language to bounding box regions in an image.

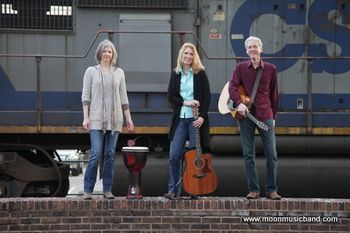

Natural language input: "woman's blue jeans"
[238,118,278,194]
[84,130,119,193]
[167,118,196,194]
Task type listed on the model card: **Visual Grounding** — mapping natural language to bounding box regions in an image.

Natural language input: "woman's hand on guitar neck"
[237,103,248,116]
[184,100,200,107]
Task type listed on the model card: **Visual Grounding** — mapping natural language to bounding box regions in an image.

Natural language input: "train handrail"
[1,29,350,60]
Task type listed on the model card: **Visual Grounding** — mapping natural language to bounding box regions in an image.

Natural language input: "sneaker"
[103,192,115,199]
[83,192,92,200]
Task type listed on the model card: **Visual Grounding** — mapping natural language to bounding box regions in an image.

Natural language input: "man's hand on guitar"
[237,103,248,117]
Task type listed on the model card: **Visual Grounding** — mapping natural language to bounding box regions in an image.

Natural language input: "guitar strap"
[246,67,263,110]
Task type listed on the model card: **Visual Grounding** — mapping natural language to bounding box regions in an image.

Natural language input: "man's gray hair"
[245,36,263,49]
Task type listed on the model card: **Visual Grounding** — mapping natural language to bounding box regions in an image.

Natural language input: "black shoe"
[163,193,179,200]
[190,195,198,200]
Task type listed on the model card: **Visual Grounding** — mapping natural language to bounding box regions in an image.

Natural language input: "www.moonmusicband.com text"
[242,215,339,223]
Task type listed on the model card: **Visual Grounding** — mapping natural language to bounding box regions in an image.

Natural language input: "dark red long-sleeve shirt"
[229,60,279,121]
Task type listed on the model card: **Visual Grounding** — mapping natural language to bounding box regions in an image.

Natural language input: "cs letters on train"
[230,0,350,74]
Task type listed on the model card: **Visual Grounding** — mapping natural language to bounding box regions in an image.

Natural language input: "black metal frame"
[0,0,73,31]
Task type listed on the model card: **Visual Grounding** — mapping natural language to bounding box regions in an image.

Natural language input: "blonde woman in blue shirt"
[164,43,211,199]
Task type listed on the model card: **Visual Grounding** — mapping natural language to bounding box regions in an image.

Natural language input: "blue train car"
[1,0,350,149]
[0,0,350,196]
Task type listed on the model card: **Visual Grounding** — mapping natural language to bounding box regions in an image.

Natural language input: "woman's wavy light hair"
[174,42,204,74]
[95,39,118,65]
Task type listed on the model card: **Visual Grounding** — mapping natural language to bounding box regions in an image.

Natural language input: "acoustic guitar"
[218,81,270,131]
[182,106,218,195]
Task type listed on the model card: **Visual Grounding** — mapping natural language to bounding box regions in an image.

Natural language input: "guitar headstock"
[192,105,199,120]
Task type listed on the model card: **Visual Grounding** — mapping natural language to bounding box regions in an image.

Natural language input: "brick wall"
[0,197,349,232]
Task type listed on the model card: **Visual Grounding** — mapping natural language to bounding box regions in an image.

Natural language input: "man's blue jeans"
[238,118,277,193]
[167,118,196,194]
[84,130,119,193]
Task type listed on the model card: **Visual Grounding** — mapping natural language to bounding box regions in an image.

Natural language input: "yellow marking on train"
[1,126,350,135]
[210,127,350,135]
[122,127,169,134]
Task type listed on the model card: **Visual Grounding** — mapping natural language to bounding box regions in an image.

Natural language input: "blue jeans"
[84,130,119,193]
[168,118,196,194]
[238,118,277,193]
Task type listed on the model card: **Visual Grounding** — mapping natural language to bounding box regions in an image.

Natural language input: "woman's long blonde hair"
[174,42,204,74]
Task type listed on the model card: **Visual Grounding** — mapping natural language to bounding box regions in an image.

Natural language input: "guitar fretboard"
[193,107,202,159]
[195,128,202,155]
[246,112,270,131]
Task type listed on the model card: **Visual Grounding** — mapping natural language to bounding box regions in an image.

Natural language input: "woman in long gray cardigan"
[81,39,134,200]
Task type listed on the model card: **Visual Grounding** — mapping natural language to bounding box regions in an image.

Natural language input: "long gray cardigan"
[81,65,129,132]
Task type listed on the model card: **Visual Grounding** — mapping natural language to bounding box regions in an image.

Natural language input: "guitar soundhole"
[194,158,205,169]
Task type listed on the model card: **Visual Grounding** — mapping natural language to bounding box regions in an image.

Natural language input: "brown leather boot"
[246,192,260,199]
[266,191,281,200]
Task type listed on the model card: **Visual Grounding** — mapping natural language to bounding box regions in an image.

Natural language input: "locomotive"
[1,0,349,197]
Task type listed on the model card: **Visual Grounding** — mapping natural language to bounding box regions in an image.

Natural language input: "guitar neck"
[246,112,259,124]
[246,112,270,132]
[195,128,202,157]
[192,106,202,158]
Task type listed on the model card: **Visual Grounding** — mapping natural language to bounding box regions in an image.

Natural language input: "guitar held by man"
[218,82,270,131]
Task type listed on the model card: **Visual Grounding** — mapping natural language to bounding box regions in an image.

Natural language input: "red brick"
[0,197,348,232]
[310,224,331,231]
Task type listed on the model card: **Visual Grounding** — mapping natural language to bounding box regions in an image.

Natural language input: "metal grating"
[77,0,188,8]
[0,0,73,31]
